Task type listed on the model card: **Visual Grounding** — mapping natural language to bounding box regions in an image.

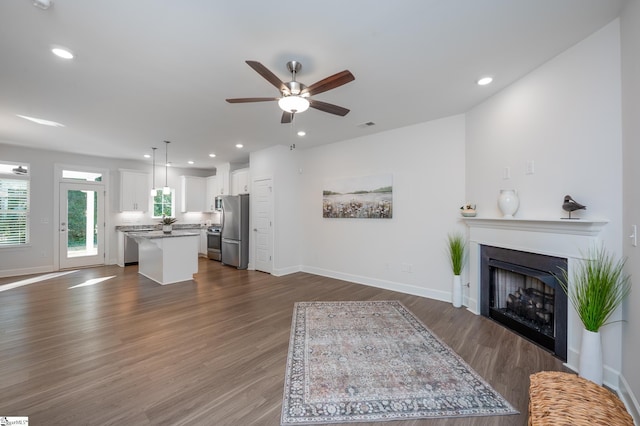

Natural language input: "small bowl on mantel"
[460,209,477,217]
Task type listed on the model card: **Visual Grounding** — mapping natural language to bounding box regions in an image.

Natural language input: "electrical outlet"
[401,263,413,273]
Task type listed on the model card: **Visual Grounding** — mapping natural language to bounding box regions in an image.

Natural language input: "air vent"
[357,121,376,128]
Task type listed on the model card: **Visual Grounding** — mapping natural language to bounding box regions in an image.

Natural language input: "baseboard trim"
[301,266,451,303]
[619,374,640,424]
[0,265,54,278]
[272,265,302,277]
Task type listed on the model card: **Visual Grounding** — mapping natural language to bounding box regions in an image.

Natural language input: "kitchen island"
[127,230,200,285]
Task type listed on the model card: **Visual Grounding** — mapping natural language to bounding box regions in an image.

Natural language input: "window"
[62,170,103,182]
[0,162,30,246]
[152,189,175,218]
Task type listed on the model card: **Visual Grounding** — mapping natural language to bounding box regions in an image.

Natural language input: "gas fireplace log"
[504,287,554,326]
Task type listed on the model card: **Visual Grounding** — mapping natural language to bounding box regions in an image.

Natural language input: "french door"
[59,182,105,269]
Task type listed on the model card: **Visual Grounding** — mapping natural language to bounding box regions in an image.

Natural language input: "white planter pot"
[162,224,172,234]
[498,189,519,218]
[452,275,462,308]
[579,328,603,385]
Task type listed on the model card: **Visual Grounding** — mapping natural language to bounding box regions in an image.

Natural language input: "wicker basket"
[529,371,633,425]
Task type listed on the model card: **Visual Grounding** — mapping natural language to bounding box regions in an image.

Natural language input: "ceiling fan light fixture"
[278,96,310,113]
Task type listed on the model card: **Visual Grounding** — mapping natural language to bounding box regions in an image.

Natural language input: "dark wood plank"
[0,259,567,425]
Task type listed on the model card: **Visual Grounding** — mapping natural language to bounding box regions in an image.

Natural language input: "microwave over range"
[214,196,223,211]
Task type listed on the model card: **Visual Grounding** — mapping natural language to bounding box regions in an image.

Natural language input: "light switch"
[630,225,637,247]
[502,167,510,180]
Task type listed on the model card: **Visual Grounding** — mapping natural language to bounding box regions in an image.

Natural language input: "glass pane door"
[59,183,104,269]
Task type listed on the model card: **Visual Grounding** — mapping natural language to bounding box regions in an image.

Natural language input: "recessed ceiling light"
[188,160,194,165]
[33,0,51,10]
[17,114,65,127]
[143,154,151,159]
[236,143,243,149]
[477,76,493,86]
[51,47,74,59]
[209,153,216,158]
[297,131,306,137]
[166,163,172,167]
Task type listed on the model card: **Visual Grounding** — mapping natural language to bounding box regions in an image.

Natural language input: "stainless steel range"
[206,225,222,261]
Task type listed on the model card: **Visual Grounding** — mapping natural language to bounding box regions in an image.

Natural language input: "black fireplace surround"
[480,245,568,361]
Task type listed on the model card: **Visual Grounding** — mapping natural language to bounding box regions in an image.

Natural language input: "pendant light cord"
[151,147,157,195]
[162,140,171,195]
[165,141,169,188]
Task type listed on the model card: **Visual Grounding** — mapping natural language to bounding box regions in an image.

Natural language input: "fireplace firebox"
[480,245,568,361]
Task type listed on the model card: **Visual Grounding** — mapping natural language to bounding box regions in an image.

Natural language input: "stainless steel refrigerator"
[221,194,249,269]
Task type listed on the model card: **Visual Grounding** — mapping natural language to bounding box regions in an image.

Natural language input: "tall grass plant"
[447,232,466,276]
[558,246,631,332]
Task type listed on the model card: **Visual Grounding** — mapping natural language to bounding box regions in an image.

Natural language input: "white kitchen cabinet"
[181,176,206,212]
[231,168,250,195]
[216,163,230,196]
[120,170,149,212]
[205,176,217,212]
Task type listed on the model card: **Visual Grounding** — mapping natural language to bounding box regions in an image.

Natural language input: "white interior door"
[253,178,273,273]
[59,182,105,269]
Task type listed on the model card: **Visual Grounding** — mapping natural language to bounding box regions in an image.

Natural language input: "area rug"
[281,300,517,424]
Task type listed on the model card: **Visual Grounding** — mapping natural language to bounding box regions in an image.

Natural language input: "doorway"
[253,178,273,273]
[59,182,105,269]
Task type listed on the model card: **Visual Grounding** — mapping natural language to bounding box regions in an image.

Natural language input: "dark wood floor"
[0,259,567,425]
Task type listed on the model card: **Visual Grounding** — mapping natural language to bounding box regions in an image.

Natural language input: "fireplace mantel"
[463,216,610,384]
[462,217,608,236]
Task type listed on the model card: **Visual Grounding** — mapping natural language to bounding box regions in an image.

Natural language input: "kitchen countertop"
[116,224,205,232]
[127,230,200,239]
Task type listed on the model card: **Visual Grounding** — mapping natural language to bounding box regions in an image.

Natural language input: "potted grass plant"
[447,232,467,308]
[558,246,631,385]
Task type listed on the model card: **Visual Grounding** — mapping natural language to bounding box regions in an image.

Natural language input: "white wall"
[250,145,302,274]
[466,20,622,250]
[0,142,214,277]
[620,0,640,421]
[298,115,466,300]
[466,18,626,385]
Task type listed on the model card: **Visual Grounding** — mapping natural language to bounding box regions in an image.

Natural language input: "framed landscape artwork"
[323,174,393,219]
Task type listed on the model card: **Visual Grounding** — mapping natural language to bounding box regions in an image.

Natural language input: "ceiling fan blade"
[281,111,294,124]
[309,99,350,116]
[305,70,355,96]
[246,60,287,93]
[226,97,279,103]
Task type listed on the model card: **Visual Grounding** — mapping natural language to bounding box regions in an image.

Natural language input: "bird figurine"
[562,195,586,219]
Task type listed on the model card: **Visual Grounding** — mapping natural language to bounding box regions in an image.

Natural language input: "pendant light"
[150,147,157,196]
[162,140,171,195]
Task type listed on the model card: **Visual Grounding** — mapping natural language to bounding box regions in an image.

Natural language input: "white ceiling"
[0,0,627,170]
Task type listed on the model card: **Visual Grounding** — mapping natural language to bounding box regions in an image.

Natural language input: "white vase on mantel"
[452,275,462,308]
[498,189,519,218]
[579,328,603,385]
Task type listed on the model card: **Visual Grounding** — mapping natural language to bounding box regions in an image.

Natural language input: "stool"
[529,371,633,425]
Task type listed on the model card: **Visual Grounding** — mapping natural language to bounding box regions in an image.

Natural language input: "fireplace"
[480,245,568,360]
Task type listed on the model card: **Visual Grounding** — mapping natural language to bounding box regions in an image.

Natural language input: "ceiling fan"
[226,60,355,123]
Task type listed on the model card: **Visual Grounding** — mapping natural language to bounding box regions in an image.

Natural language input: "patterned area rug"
[281,300,517,424]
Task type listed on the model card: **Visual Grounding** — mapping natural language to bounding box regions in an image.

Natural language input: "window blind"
[0,178,29,245]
